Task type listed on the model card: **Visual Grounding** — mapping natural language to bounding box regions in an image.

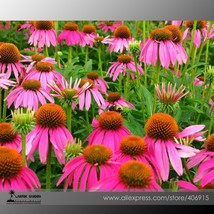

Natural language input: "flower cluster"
[0,20,213,192]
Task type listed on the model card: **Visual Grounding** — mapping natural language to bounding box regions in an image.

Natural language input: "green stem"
[66,105,72,133]
[2,90,8,121]
[134,56,145,121]
[182,158,194,184]
[68,46,72,66]
[119,74,123,94]
[153,58,160,113]
[135,21,139,38]
[143,20,146,43]
[54,21,60,68]
[208,110,214,136]
[124,74,130,101]
[92,100,95,119]
[21,134,26,166]
[134,56,142,100]
[98,46,103,78]
[0,89,2,121]
[85,46,89,69]
[85,110,90,134]
[181,20,197,84]
[195,42,205,66]
[205,40,210,71]
[190,47,197,97]
[44,45,49,57]
[46,143,52,191]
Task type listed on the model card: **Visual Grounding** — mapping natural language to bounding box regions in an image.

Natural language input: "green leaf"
[141,85,153,116]
[187,63,208,72]
[85,59,93,71]
[124,117,144,137]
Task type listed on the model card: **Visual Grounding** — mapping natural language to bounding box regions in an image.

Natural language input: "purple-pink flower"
[109,25,133,53]
[57,144,119,191]
[91,160,162,192]
[23,61,65,90]
[78,78,105,111]
[87,111,130,152]
[114,135,160,179]
[107,54,144,81]
[28,21,57,48]
[99,92,134,114]
[81,24,97,47]
[144,113,202,181]
[86,71,109,94]
[0,147,40,191]
[194,159,214,187]
[58,22,83,46]
[140,28,177,68]
[21,54,56,73]
[98,21,122,33]
[6,79,54,111]
[0,73,15,89]
[19,21,35,34]
[164,25,188,64]
[0,122,21,152]
[84,33,113,47]
[187,134,214,169]
[183,20,208,48]
[26,104,73,164]
[0,43,25,82]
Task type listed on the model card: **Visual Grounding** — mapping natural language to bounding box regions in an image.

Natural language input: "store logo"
[7,190,41,205]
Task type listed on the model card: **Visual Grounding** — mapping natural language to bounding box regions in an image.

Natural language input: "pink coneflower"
[6,79,54,111]
[0,73,15,89]
[114,135,160,179]
[99,92,134,114]
[177,180,199,191]
[86,71,108,94]
[21,54,56,73]
[48,77,91,108]
[19,21,35,34]
[144,113,202,181]
[58,22,83,46]
[207,24,214,40]
[56,144,119,191]
[164,25,187,64]
[187,134,214,169]
[193,159,214,187]
[78,78,105,111]
[0,43,25,81]
[23,61,65,90]
[98,21,122,33]
[107,54,144,81]
[24,47,43,53]
[0,147,40,191]
[109,25,133,53]
[28,21,57,48]
[171,20,183,27]
[140,28,178,68]
[91,160,162,192]
[155,82,189,104]
[183,20,208,48]
[81,24,97,47]
[0,21,10,30]
[84,33,113,47]
[26,104,73,164]
[194,77,204,86]
[178,180,214,191]
[0,123,21,152]
[87,111,130,152]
